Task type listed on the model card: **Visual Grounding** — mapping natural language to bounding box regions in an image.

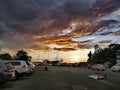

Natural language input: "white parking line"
[72,85,87,90]
[99,80,114,86]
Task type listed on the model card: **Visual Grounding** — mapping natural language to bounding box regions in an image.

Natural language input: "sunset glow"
[0,0,120,63]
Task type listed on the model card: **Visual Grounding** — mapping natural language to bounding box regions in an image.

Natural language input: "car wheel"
[112,70,115,72]
[14,71,19,80]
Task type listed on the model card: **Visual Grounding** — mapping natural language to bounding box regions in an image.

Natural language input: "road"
[0,66,120,90]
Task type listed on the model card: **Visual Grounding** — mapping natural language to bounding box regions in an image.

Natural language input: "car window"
[5,63,13,68]
[26,62,30,65]
[10,62,21,66]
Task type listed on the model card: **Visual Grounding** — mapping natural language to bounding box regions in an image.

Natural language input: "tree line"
[0,50,31,61]
[88,44,120,65]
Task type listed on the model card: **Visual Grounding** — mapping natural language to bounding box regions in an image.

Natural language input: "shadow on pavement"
[0,82,13,89]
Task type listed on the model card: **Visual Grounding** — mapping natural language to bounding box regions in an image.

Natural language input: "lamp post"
[0,46,5,54]
[37,50,40,62]
[47,51,49,60]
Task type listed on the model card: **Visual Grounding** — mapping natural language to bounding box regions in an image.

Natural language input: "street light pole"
[48,51,49,60]
[38,50,40,62]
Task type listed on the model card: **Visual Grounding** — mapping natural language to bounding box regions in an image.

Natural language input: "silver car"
[92,64,106,71]
[0,61,15,84]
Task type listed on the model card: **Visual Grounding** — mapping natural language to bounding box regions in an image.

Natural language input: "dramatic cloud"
[54,47,76,52]
[0,0,120,52]
[98,40,112,44]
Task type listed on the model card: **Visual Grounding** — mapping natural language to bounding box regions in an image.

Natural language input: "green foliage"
[0,50,32,61]
[0,53,11,60]
[91,44,120,64]
[15,50,31,61]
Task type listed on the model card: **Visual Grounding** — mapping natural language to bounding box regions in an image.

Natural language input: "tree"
[87,51,92,62]
[91,44,120,64]
[15,50,31,61]
[0,53,11,60]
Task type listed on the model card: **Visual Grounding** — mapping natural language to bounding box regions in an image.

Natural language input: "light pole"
[37,50,40,62]
[47,51,49,60]
[0,46,5,54]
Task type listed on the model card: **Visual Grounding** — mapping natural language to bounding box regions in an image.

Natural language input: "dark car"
[0,61,15,84]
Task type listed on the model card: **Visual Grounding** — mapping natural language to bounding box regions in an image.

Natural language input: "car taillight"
[22,65,27,68]
[12,68,15,71]
[3,68,11,72]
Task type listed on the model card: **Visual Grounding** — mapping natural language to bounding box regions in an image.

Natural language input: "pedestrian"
[44,65,48,71]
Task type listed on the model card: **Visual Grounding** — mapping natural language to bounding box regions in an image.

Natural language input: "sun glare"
[70,55,81,63]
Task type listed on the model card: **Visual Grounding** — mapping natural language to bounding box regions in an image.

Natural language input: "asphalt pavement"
[0,66,120,90]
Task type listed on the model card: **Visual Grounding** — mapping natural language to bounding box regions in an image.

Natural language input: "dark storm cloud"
[94,19,120,35]
[54,47,76,52]
[91,0,120,15]
[0,0,57,21]
[98,40,112,44]
[0,0,120,50]
[1,0,120,33]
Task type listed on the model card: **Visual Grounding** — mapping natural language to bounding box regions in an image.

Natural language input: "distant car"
[91,64,106,71]
[111,63,120,72]
[0,61,15,84]
[5,60,29,80]
[87,63,93,69]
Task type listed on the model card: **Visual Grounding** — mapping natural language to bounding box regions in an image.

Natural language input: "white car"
[111,63,120,72]
[92,64,106,71]
[5,60,29,79]
[25,61,35,74]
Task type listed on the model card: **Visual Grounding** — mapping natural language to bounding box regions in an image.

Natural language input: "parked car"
[25,61,35,74]
[0,61,15,84]
[87,63,93,69]
[5,60,29,80]
[111,63,120,72]
[91,64,106,71]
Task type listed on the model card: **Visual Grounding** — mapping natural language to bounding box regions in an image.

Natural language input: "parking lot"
[0,66,120,90]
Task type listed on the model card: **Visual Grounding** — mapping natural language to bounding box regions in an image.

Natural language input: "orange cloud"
[54,47,76,52]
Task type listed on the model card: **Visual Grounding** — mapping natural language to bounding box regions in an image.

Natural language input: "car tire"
[112,70,115,72]
[14,71,19,80]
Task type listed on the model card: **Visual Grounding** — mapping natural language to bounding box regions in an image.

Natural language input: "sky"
[0,0,120,63]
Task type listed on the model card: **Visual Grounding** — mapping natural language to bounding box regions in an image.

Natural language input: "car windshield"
[25,62,31,65]
[10,62,21,66]
[5,63,13,68]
